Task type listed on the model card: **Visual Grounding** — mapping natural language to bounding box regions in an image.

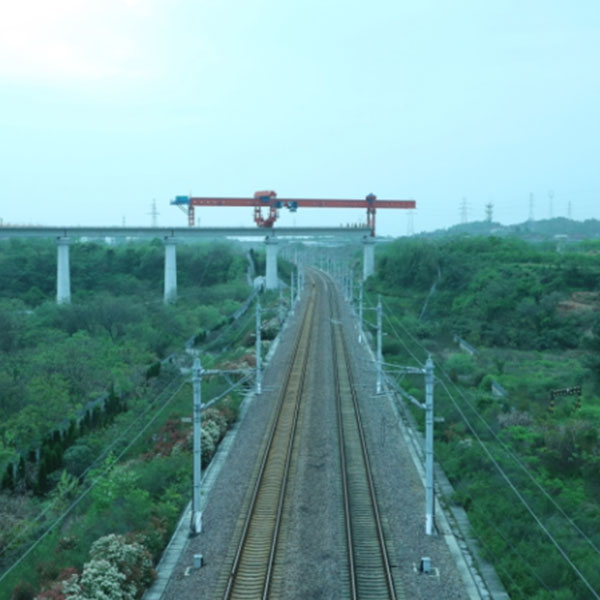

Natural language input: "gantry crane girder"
[171,191,416,236]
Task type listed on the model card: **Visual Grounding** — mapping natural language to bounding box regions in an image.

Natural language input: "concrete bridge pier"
[265,237,279,290]
[362,237,375,280]
[164,237,178,303]
[56,237,71,304]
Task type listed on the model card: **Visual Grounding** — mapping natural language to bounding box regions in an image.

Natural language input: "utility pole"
[358,279,364,343]
[376,296,382,394]
[182,355,251,537]
[290,271,295,312]
[425,355,435,536]
[191,355,203,535]
[383,357,437,534]
[255,299,262,394]
[548,190,554,219]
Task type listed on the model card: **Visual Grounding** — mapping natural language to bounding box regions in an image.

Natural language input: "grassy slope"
[367,236,600,600]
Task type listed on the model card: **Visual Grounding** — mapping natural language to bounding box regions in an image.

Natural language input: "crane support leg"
[363,237,375,280]
[367,207,376,236]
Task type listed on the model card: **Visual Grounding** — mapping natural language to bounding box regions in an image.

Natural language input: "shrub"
[445,353,476,376]
[11,581,36,600]
[480,374,493,392]
[63,444,94,478]
[201,422,218,466]
[145,362,161,380]
[193,330,206,345]
[62,534,155,600]
[203,408,228,440]
[218,399,238,427]
[382,338,403,355]
[36,560,60,586]
[36,567,78,600]
[62,559,131,600]
[89,534,154,594]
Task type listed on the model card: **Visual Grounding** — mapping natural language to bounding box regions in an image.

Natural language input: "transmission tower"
[548,190,554,219]
[460,197,469,224]
[485,202,493,223]
[567,200,573,219]
[149,199,160,227]
[528,192,535,222]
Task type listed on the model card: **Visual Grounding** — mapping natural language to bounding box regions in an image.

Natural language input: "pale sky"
[1,1,598,236]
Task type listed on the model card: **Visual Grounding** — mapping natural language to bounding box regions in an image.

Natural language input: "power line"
[437,371,600,558]
[382,313,424,367]
[437,378,600,599]
[378,296,600,596]
[1,245,255,554]
[468,524,529,598]
[383,297,600,555]
[473,508,552,593]
[2,374,183,553]
[384,296,600,559]
[0,377,185,585]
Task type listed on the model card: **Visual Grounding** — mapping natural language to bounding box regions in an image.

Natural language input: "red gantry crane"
[171,191,416,236]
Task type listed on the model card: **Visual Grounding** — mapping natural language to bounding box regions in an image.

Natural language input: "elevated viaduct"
[0,226,378,303]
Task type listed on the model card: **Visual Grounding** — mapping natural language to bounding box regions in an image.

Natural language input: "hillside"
[367,236,600,600]
[0,239,281,599]
[418,216,600,242]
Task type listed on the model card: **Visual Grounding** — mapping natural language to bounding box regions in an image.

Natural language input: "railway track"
[220,272,399,598]
[326,274,399,599]
[221,283,318,599]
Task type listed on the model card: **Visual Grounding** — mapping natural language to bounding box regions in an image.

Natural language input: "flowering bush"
[146,419,189,458]
[62,559,132,600]
[200,427,216,465]
[59,534,154,600]
[203,408,228,439]
[89,534,154,592]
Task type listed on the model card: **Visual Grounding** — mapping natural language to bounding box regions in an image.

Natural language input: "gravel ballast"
[158,281,481,599]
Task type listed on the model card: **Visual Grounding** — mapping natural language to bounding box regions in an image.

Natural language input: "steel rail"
[223,285,318,599]
[325,272,397,599]
[341,325,397,599]
[329,288,359,600]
